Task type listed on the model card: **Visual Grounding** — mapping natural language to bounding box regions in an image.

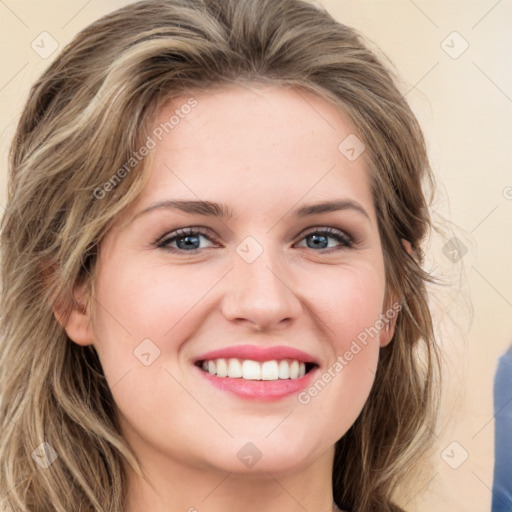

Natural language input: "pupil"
[309,234,327,249]
[177,235,199,250]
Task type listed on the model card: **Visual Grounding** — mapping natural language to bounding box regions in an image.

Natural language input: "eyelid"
[298,226,353,243]
[154,226,217,247]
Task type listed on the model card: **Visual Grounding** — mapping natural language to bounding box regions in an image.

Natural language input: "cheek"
[310,263,386,349]
[93,259,208,342]
[89,261,209,434]
[291,263,386,425]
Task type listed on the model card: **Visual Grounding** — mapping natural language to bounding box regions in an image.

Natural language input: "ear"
[379,238,411,347]
[52,280,96,347]
[401,238,413,256]
[379,299,398,348]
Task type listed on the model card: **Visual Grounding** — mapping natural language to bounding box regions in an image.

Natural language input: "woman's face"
[66,84,397,476]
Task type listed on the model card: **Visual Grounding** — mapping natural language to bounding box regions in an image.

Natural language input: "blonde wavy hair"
[0,0,442,510]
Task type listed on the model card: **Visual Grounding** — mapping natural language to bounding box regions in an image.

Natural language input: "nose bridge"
[222,234,302,328]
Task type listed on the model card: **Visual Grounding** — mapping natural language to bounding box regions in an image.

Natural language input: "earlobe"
[379,311,397,347]
[402,238,413,256]
[379,238,410,347]
[379,290,399,347]
[52,282,96,347]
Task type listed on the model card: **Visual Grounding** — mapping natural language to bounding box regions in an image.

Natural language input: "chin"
[200,436,326,477]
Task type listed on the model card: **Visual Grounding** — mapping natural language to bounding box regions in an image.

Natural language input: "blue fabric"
[492,344,512,511]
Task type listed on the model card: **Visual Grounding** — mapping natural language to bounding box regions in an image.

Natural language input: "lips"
[193,344,319,365]
[193,344,320,401]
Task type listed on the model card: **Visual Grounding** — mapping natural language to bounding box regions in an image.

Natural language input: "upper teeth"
[201,358,307,380]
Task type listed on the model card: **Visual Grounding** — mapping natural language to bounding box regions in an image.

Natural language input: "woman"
[0,0,441,511]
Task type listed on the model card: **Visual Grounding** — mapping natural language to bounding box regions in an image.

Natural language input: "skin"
[58,83,406,512]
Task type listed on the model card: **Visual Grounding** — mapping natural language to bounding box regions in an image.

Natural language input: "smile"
[193,345,320,401]
[196,358,317,380]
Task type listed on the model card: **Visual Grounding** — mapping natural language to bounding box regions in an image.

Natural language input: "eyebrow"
[131,198,370,223]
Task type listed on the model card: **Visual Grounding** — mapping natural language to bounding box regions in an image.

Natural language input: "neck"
[123,445,337,512]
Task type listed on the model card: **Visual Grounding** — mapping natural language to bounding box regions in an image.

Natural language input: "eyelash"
[154,226,354,254]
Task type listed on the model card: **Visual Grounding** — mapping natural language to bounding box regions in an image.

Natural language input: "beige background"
[1,1,511,510]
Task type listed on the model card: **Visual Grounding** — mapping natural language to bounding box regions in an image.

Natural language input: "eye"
[295,227,353,253]
[155,227,217,252]
[154,226,354,254]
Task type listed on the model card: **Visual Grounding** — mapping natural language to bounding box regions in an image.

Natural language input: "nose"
[221,245,303,331]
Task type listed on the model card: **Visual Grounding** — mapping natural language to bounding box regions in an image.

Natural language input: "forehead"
[132,83,375,223]
[158,83,359,160]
